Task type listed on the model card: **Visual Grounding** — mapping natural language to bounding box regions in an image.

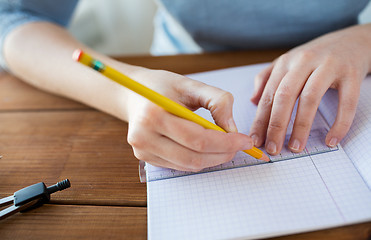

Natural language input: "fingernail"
[227,118,238,133]
[266,141,277,154]
[290,139,301,151]
[329,137,338,147]
[251,134,259,146]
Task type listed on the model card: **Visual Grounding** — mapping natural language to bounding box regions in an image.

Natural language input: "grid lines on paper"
[319,76,371,189]
[148,158,345,240]
[147,65,371,240]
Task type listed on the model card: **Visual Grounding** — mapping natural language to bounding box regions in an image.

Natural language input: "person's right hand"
[125,68,254,172]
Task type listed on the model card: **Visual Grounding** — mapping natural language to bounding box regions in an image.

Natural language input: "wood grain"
[0,204,147,240]
[0,73,87,111]
[116,50,287,75]
[0,110,146,206]
[0,50,286,111]
[1,51,370,239]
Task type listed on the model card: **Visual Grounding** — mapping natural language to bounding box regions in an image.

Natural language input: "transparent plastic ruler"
[143,127,339,182]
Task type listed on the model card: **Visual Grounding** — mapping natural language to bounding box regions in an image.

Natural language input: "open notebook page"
[147,64,371,240]
[319,76,371,189]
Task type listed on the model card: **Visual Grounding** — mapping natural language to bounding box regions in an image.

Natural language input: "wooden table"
[0,51,370,239]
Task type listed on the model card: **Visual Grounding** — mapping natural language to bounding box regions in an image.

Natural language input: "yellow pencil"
[72,49,269,162]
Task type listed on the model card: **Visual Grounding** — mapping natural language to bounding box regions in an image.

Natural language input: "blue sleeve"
[0,0,78,71]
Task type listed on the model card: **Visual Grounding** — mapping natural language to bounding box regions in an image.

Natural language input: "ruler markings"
[146,128,339,182]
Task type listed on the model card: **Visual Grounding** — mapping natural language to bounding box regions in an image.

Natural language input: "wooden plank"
[0,50,286,203]
[0,204,368,240]
[0,110,146,206]
[2,50,370,239]
[0,73,88,111]
[0,203,369,240]
[0,204,147,240]
[117,49,287,75]
[0,50,287,111]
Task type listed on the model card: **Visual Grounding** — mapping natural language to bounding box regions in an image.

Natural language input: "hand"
[125,68,253,171]
[249,24,371,155]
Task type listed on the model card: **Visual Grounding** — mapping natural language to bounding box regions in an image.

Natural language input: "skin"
[250,24,371,155]
[3,22,371,170]
[4,22,252,172]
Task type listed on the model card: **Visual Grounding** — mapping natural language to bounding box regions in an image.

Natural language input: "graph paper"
[147,64,371,240]
[319,76,371,189]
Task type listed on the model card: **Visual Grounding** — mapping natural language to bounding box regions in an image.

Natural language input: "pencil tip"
[260,153,270,162]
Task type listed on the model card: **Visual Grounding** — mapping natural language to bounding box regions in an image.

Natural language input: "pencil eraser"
[72,49,83,62]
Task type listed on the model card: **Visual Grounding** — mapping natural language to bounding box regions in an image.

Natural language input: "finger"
[251,63,274,105]
[288,66,332,152]
[181,80,238,133]
[128,109,242,171]
[133,150,195,172]
[264,66,313,155]
[249,57,288,147]
[325,80,360,147]
[153,134,237,171]
[158,110,253,153]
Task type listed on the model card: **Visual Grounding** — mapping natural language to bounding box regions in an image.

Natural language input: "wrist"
[106,61,150,122]
[354,23,371,74]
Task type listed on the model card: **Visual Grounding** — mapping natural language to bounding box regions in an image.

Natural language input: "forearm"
[343,23,371,74]
[3,21,140,121]
[363,23,371,73]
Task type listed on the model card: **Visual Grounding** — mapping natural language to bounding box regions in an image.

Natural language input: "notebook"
[146,63,371,240]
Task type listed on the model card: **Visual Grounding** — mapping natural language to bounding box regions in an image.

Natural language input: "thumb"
[208,91,238,133]
[183,80,238,133]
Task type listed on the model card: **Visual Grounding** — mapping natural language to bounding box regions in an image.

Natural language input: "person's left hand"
[249,23,371,155]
